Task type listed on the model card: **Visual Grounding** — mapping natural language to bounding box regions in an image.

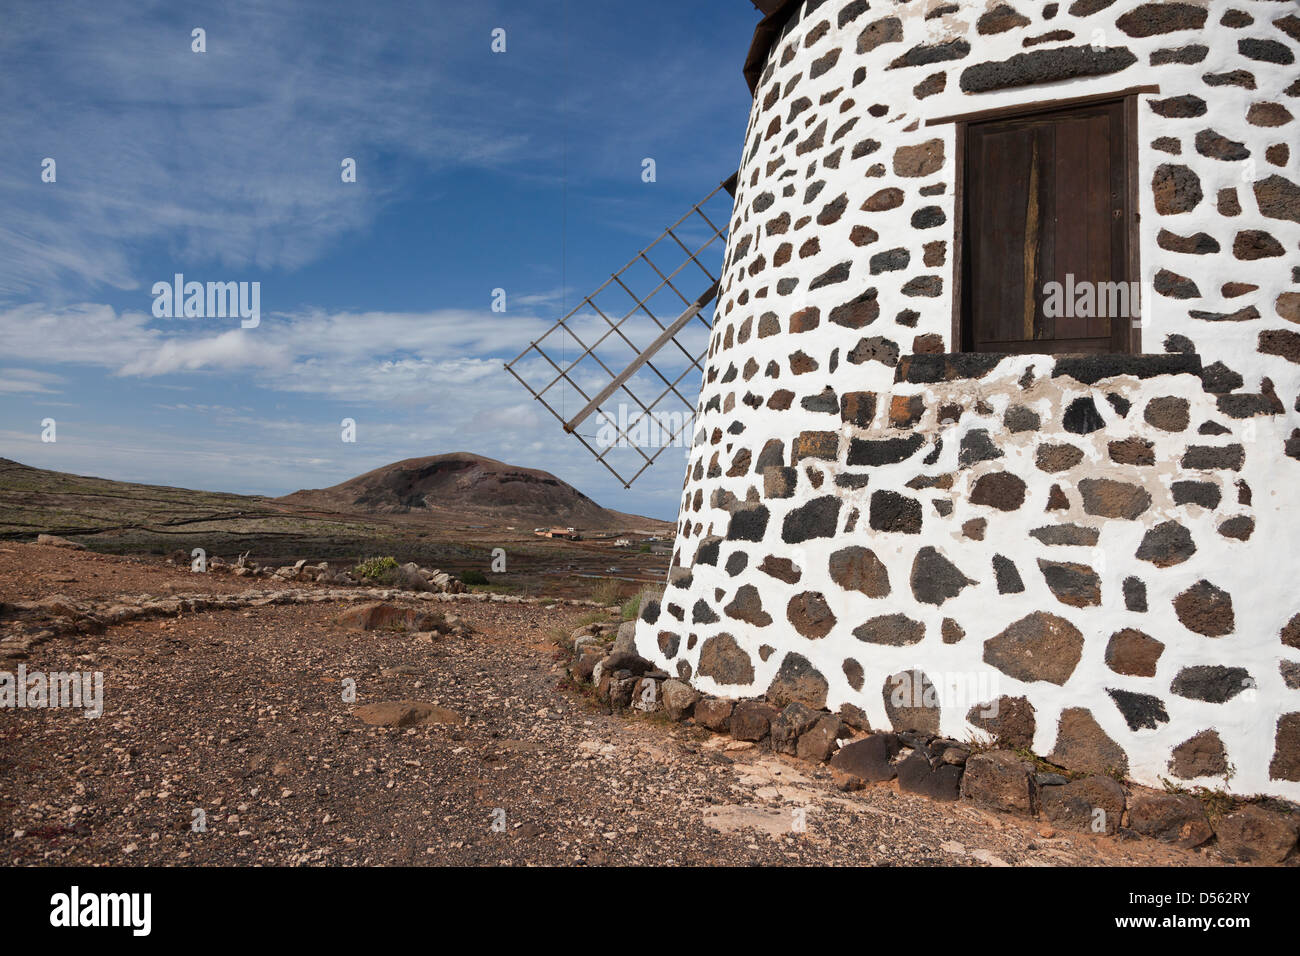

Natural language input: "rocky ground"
[1,542,1216,866]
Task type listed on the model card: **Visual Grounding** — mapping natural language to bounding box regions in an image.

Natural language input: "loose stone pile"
[164,551,467,592]
[0,586,610,661]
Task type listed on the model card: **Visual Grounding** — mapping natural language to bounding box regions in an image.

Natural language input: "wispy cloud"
[0,368,66,395]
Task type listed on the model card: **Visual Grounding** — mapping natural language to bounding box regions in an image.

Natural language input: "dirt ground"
[0,543,1221,866]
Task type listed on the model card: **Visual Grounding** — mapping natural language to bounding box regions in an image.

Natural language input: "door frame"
[929,86,1156,355]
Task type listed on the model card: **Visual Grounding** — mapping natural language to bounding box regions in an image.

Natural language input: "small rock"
[961,750,1035,816]
[1213,805,1298,863]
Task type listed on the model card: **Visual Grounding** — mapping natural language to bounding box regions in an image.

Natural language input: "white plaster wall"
[637,0,1300,799]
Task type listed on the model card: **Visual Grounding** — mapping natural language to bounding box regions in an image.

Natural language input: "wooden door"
[962,99,1133,354]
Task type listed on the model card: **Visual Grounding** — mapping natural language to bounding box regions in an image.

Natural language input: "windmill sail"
[504,173,737,488]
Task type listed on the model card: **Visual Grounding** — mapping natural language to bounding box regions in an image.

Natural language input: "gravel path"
[1,544,1209,866]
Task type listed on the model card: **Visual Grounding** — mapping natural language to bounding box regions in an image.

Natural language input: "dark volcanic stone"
[1052,353,1200,384]
[1128,791,1213,847]
[1004,405,1040,432]
[846,335,901,367]
[1180,443,1245,470]
[1036,443,1085,472]
[691,600,718,625]
[828,545,890,597]
[1109,436,1156,465]
[895,353,1005,383]
[897,751,963,802]
[1260,328,1300,364]
[1049,708,1129,776]
[882,669,940,735]
[1171,665,1252,703]
[1149,94,1206,117]
[829,288,880,328]
[1150,43,1207,64]
[1158,228,1219,254]
[1255,175,1300,224]
[1169,729,1228,779]
[892,139,945,177]
[1195,128,1250,162]
[993,554,1025,594]
[910,546,974,605]
[1108,688,1170,731]
[1105,628,1164,677]
[1151,163,1202,214]
[984,612,1084,685]
[967,696,1036,749]
[868,490,923,533]
[1078,477,1151,519]
[970,472,1028,511]
[1124,576,1148,612]
[961,750,1035,815]
[696,633,754,686]
[869,247,911,273]
[959,46,1137,93]
[857,16,903,55]
[830,734,900,788]
[888,39,970,70]
[786,591,836,640]
[1153,268,1200,298]
[1201,360,1245,393]
[853,612,925,646]
[770,702,821,755]
[782,496,842,543]
[846,433,925,466]
[1030,523,1100,547]
[1116,3,1207,38]
[959,429,1004,467]
[724,585,772,626]
[1235,229,1285,260]
[840,391,877,427]
[758,555,801,584]
[1239,38,1294,65]
[1136,521,1196,567]
[1269,714,1300,781]
[1144,395,1190,431]
[727,505,769,542]
[1173,580,1235,636]
[1039,776,1126,834]
[1038,559,1102,608]
[1172,480,1221,508]
[1063,396,1105,433]
[978,4,1030,35]
[810,261,851,290]
[766,652,829,709]
[730,700,778,742]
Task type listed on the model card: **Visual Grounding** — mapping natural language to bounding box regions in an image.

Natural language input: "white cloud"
[0,368,66,395]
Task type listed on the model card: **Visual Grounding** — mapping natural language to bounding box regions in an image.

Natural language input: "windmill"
[504,173,738,488]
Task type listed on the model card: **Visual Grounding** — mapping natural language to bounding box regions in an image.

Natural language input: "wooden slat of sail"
[503,175,735,488]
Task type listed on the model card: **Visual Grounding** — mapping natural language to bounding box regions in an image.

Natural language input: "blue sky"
[0,0,758,520]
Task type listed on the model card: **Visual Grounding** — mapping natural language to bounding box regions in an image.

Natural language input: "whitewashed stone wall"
[635,0,1300,799]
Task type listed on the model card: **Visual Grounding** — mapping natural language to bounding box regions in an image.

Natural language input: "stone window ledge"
[895,353,1203,385]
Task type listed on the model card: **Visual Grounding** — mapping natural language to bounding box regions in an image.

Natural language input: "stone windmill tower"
[615,0,1298,801]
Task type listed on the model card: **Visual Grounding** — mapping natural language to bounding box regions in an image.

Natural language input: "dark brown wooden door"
[962,100,1133,354]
